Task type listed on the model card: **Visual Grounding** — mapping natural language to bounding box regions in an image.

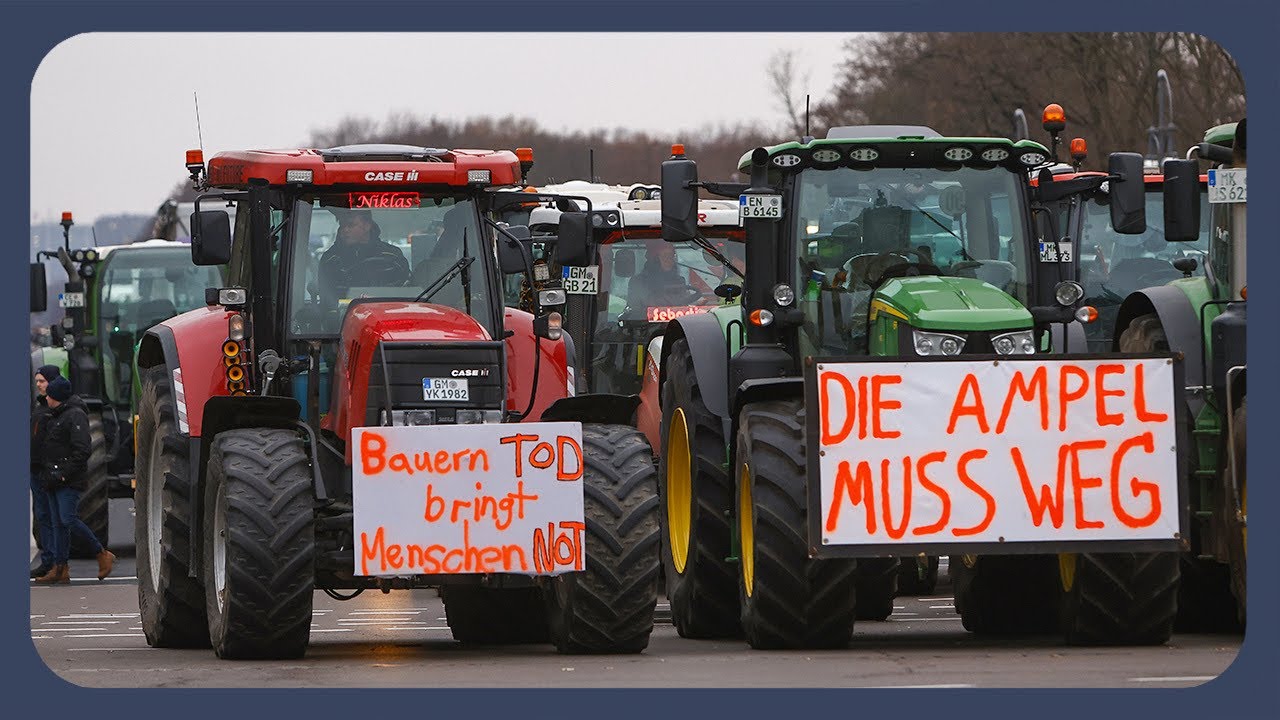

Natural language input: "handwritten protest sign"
[811,358,1180,548]
[352,422,584,577]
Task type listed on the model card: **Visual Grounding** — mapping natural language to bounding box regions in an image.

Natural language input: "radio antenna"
[194,91,205,158]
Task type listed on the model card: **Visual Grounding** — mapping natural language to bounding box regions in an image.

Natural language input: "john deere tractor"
[652,126,1184,649]
[31,213,222,555]
[1113,119,1247,628]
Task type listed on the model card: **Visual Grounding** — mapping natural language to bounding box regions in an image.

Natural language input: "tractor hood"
[342,301,492,344]
[874,276,1031,332]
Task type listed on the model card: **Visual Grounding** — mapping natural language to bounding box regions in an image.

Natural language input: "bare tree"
[767,49,810,137]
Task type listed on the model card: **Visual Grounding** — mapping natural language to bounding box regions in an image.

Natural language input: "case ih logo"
[451,368,490,377]
[350,192,421,209]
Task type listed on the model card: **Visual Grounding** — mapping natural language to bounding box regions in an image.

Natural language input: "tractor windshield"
[98,247,225,403]
[593,229,745,394]
[794,165,1031,355]
[287,194,493,337]
[1076,188,1210,351]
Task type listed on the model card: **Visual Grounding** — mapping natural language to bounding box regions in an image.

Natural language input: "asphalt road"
[28,500,1242,688]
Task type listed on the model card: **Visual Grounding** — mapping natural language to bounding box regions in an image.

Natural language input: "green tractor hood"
[874,276,1031,332]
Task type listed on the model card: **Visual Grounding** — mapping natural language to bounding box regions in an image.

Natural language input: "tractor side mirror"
[661,151,699,243]
[556,212,591,267]
[191,210,233,266]
[30,263,47,312]
[1162,158,1202,243]
[614,249,636,278]
[1107,153,1147,235]
[497,224,532,275]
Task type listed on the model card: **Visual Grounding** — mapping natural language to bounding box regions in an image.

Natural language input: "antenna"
[91,225,98,247]
[589,148,595,183]
[193,91,205,158]
[805,94,811,137]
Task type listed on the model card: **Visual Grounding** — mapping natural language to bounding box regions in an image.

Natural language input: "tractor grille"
[364,340,505,426]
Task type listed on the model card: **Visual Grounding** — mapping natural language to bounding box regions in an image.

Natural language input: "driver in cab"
[631,242,701,304]
[318,208,410,300]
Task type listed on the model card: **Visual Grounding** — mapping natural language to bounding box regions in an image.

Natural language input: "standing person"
[29,365,60,579]
[33,377,114,584]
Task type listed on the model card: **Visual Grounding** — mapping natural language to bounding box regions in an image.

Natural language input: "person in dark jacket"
[30,365,60,579]
[33,377,114,584]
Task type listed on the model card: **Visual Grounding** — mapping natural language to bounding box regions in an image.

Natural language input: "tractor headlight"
[1053,280,1084,307]
[993,330,1036,355]
[913,330,965,356]
[538,288,566,307]
[772,284,795,307]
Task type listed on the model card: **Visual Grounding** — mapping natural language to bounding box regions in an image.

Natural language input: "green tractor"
[1113,119,1247,627]
[31,215,223,554]
[653,127,1184,648]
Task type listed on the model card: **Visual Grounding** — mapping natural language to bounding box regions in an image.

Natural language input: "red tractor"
[132,144,660,659]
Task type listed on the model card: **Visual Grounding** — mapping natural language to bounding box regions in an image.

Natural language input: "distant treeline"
[161,32,1243,200]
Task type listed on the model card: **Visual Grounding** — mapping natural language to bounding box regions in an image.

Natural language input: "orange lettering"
[912,451,951,536]
[820,371,857,445]
[529,441,555,469]
[825,460,876,534]
[1134,363,1169,422]
[880,458,912,540]
[359,526,387,575]
[1058,365,1090,431]
[360,431,387,475]
[556,435,583,481]
[947,374,989,434]
[1110,432,1161,528]
[952,450,994,536]
[857,376,870,439]
[501,433,539,477]
[871,375,903,439]
[1094,364,1126,426]
[424,484,445,522]
[1012,446,1065,529]
[1067,439,1107,529]
[996,366,1048,433]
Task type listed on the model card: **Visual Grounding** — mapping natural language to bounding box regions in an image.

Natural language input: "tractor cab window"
[1077,189,1210,350]
[98,248,224,404]
[287,194,493,338]
[794,165,1031,355]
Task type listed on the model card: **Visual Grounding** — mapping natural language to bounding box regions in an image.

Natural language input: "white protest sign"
[814,358,1179,547]
[352,422,585,577]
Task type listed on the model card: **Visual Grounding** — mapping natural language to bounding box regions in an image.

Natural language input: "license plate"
[561,265,599,295]
[58,292,85,308]
[1207,168,1246,204]
[422,377,469,401]
[739,194,783,220]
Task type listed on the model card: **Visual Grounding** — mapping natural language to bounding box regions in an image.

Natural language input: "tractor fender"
[1113,285,1204,389]
[1046,321,1088,354]
[136,306,236,438]
[657,312,730,420]
[541,393,640,426]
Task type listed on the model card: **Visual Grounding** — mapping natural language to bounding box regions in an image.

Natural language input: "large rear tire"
[855,557,898,621]
[443,585,549,644]
[135,366,209,648]
[736,399,859,649]
[1058,551,1179,645]
[70,412,109,558]
[203,428,315,660]
[545,424,659,654]
[658,339,740,638]
[952,554,1058,634]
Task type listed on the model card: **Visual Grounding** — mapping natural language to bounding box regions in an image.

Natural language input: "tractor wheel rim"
[666,408,693,574]
[1058,552,1077,592]
[146,426,163,589]
[739,463,754,598]
[213,483,227,613]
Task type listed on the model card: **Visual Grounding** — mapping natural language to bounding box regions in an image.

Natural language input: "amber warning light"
[350,192,421,209]
[1042,104,1066,133]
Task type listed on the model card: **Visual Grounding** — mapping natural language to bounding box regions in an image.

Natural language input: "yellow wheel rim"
[1058,553,1077,592]
[960,554,977,569]
[739,463,754,598]
[666,408,693,574]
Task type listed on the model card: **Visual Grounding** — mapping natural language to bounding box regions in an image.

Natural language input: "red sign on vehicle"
[350,192,421,209]
[646,305,714,323]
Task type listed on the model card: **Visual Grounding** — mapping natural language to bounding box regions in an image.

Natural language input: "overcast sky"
[30,32,858,226]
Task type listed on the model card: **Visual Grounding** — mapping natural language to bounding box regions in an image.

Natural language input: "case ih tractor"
[133,145,659,659]
[31,217,222,555]
[1113,119,1247,627]
[651,126,1185,649]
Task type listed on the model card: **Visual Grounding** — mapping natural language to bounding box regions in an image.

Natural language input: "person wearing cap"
[318,208,410,301]
[33,376,114,584]
[29,365,60,579]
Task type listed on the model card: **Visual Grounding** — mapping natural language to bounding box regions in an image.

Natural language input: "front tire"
[135,366,208,648]
[1058,552,1179,645]
[658,338,740,638]
[736,399,859,649]
[203,428,315,660]
[545,424,659,654]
